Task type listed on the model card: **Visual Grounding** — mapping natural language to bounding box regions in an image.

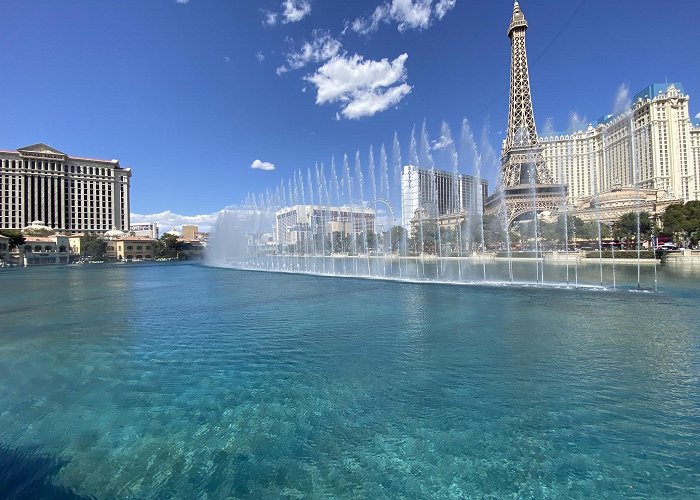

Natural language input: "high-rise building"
[275,205,375,248]
[0,143,131,233]
[400,165,488,229]
[541,83,700,205]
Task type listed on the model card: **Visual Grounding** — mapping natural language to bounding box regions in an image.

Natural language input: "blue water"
[0,263,698,498]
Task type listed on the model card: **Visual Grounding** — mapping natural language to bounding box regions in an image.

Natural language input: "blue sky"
[1,0,698,229]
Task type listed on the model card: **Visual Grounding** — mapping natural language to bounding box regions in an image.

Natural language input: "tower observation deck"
[485,1,567,224]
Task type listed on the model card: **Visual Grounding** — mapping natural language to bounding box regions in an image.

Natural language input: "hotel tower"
[0,143,131,233]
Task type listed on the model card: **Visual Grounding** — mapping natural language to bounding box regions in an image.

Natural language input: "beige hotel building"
[540,83,700,207]
[0,143,131,233]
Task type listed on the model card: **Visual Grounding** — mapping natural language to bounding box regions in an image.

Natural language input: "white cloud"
[434,0,456,19]
[390,0,432,30]
[262,10,278,26]
[695,112,700,120]
[175,0,189,3]
[251,159,276,171]
[351,5,386,35]
[277,30,341,74]
[305,53,411,119]
[342,84,412,119]
[256,51,265,62]
[282,0,312,23]
[263,1,311,27]
[131,210,222,233]
[224,56,231,63]
[352,0,455,35]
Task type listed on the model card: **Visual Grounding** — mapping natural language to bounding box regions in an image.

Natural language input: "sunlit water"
[1,262,698,498]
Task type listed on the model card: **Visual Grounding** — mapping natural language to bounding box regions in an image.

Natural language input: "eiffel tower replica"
[485,1,567,225]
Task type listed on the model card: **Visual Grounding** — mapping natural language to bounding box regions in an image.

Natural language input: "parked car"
[657,243,678,251]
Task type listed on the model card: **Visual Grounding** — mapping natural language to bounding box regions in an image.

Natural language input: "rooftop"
[540,83,688,138]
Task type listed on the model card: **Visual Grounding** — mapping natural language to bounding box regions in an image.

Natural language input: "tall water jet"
[392,131,406,279]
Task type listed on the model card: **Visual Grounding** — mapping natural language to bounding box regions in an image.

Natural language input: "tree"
[365,231,377,252]
[154,233,182,259]
[572,217,598,242]
[390,226,406,252]
[411,220,439,254]
[661,201,700,246]
[81,234,107,261]
[0,230,25,250]
[613,211,651,247]
[661,203,687,237]
[482,214,506,250]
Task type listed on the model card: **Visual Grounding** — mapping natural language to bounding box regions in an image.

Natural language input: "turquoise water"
[0,263,698,498]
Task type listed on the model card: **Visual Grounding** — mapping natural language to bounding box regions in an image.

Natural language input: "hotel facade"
[540,83,700,208]
[0,143,131,233]
[401,165,488,229]
[275,205,375,248]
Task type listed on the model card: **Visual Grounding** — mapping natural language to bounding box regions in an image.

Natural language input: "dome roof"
[22,220,52,234]
[105,228,126,238]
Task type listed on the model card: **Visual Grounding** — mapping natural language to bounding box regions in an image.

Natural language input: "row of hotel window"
[106,245,152,251]
[0,160,127,178]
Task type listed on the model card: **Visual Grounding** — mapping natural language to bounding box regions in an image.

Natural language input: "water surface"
[0,263,698,498]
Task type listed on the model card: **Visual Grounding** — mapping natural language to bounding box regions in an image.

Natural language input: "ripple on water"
[0,264,698,498]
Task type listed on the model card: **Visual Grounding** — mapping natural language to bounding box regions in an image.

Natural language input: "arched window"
[34,245,42,252]
[44,245,52,251]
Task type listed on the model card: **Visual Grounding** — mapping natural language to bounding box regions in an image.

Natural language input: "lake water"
[0,262,698,498]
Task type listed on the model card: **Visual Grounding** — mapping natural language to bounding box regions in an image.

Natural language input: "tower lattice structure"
[486,1,566,224]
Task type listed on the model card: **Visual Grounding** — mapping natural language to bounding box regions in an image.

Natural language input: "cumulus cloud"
[695,112,700,120]
[264,0,311,26]
[341,84,412,119]
[175,0,189,3]
[305,53,411,119]
[277,30,341,74]
[282,0,311,23]
[352,0,456,35]
[251,159,276,171]
[131,210,222,233]
[434,0,456,19]
[262,10,278,26]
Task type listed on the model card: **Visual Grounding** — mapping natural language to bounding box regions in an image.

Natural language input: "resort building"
[568,186,682,224]
[274,205,375,248]
[401,165,488,229]
[105,236,156,261]
[130,223,159,239]
[68,234,83,255]
[540,83,700,207]
[178,239,206,260]
[0,143,131,234]
[0,235,9,264]
[181,225,198,240]
[19,235,70,266]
